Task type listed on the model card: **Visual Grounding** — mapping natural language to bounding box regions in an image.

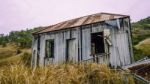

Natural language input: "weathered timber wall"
[32,18,133,67]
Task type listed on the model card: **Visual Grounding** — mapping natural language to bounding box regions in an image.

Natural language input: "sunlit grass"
[135,38,150,55]
[0,63,135,84]
[0,43,31,67]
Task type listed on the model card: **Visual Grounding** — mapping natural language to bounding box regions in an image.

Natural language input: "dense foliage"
[132,17,150,45]
[0,28,41,48]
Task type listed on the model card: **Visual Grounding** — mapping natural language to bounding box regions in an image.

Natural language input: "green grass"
[135,38,150,55]
[133,38,150,61]
[132,29,150,45]
[131,17,150,60]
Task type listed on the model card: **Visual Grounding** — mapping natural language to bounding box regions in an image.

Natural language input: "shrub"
[133,47,144,61]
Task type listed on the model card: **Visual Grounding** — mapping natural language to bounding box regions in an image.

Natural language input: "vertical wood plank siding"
[82,27,92,60]
[32,18,132,67]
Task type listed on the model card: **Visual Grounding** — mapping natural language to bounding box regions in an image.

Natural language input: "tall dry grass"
[0,44,135,84]
[0,63,135,84]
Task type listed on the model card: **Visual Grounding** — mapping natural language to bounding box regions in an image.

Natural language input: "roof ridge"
[33,12,128,34]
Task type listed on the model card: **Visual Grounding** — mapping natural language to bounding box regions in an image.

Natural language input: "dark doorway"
[91,32,105,54]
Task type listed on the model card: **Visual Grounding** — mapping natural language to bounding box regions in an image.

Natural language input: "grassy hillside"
[132,17,150,45]
[0,44,31,67]
[0,44,17,60]
[135,38,150,55]
[132,17,150,60]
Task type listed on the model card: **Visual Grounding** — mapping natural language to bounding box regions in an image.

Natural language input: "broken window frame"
[45,39,54,58]
[91,32,105,55]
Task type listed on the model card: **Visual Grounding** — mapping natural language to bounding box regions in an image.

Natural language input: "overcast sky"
[0,0,150,34]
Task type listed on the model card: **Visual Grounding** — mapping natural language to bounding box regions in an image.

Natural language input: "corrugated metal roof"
[34,12,129,34]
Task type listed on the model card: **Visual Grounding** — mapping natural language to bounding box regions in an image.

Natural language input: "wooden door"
[66,39,76,62]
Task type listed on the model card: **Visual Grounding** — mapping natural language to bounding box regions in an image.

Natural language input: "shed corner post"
[128,17,134,63]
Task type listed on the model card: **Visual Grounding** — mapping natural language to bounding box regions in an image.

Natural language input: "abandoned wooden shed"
[31,12,134,67]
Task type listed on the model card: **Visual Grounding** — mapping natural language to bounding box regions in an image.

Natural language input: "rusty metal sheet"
[34,12,128,34]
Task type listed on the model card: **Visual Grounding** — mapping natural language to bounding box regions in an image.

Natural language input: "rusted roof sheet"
[34,12,129,34]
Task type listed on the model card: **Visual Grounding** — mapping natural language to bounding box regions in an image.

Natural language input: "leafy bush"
[132,17,150,61]
[133,47,144,61]
[0,27,42,48]
[132,17,150,45]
